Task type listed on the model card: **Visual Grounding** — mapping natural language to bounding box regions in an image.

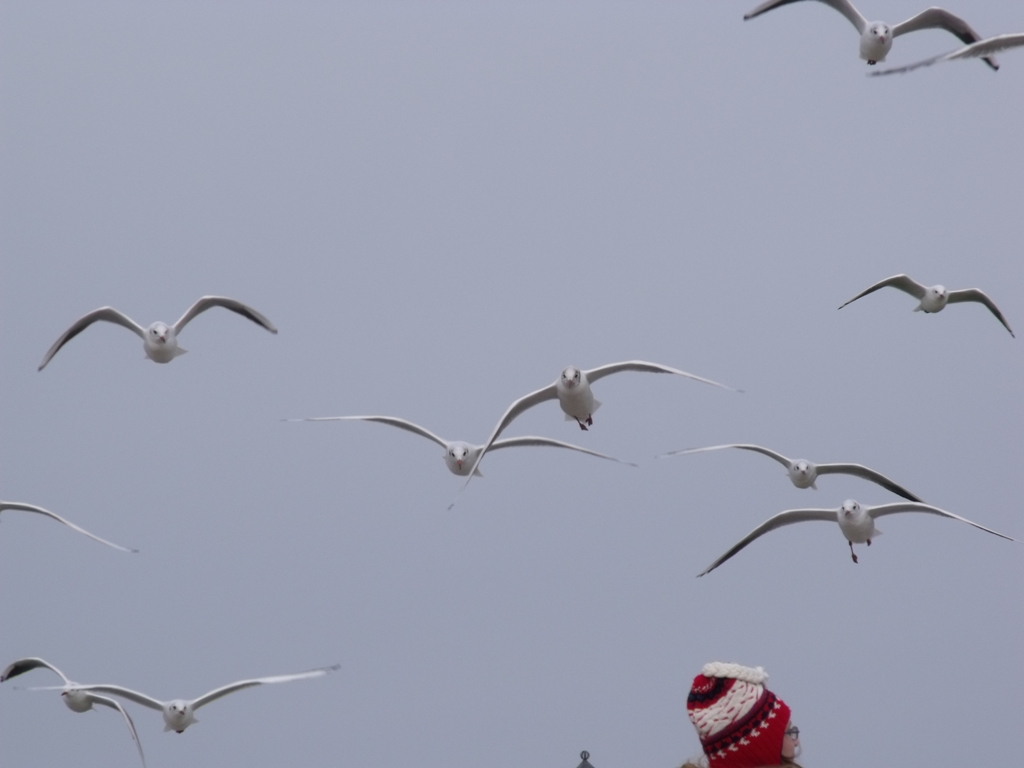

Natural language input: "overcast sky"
[2,2,1022,767]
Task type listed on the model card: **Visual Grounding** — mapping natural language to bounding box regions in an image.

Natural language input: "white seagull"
[450,361,739,506]
[2,657,146,767]
[658,444,922,501]
[743,0,999,69]
[698,499,1015,576]
[870,32,1024,75]
[286,415,637,476]
[29,665,340,734]
[1,500,137,553]
[838,274,1014,336]
[38,296,278,370]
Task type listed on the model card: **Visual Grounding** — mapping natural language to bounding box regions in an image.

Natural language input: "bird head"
[148,322,171,344]
[560,366,582,389]
[840,500,862,520]
[447,443,472,472]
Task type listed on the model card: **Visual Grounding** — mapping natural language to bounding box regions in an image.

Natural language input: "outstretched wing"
[946,289,1015,337]
[38,307,146,370]
[1,657,73,686]
[452,382,560,506]
[71,685,166,712]
[698,508,838,577]
[658,443,791,469]
[891,8,998,70]
[838,274,927,309]
[870,33,1024,76]
[868,503,1015,541]
[88,694,147,768]
[815,464,922,501]
[0,501,138,553]
[172,296,278,335]
[743,0,867,34]
[490,436,637,466]
[286,415,449,449]
[583,360,739,392]
[191,665,339,711]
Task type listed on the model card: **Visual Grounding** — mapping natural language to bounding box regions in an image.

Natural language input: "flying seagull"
[869,32,1024,75]
[286,415,637,476]
[658,444,922,501]
[27,665,340,734]
[698,499,1015,576]
[38,296,278,370]
[743,0,999,69]
[451,360,739,507]
[838,274,1014,336]
[2,657,146,767]
[1,500,137,553]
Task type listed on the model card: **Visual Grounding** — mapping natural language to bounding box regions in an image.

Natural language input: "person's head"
[685,662,797,768]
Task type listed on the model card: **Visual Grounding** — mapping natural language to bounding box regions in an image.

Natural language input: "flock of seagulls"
[6,5,1021,766]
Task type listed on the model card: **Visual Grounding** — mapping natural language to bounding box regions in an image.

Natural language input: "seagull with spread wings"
[744,0,999,69]
[838,274,1014,336]
[38,296,278,370]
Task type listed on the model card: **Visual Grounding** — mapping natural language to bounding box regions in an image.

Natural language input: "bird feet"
[586,415,593,426]
[848,541,859,564]
[868,60,876,65]
[576,419,589,431]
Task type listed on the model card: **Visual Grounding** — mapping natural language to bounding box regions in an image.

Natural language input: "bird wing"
[869,33,1024,76]
[698,508,838,577]
[286,415,449,449]
[38,307,146,370]
[172,296,278,335]
[71,685,166,712]
[191,665,339,711]
[743,0,867,34]
[838,274,927,308]
[946,289,1015,337]
[88,694,147,768]
[0,501,138,553]
[815,464,922,501]
[583,360,739,392]
[490,436,637,466]
[0,657,73,685]
[451,382,560,506]
[868,503,1015,541]
[657,443,791,468]
[891,8,998,70]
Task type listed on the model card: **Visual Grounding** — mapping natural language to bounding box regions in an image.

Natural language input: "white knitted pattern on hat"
[691,665,768,740]
[691,678,762,739]
[701,662,768,685]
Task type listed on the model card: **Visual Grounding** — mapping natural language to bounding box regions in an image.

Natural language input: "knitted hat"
[686,662,791,768]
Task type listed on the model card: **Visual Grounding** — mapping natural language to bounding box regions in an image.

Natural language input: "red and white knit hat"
[686,662,791,768]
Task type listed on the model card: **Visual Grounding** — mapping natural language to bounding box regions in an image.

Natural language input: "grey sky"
[2,2,1022,767]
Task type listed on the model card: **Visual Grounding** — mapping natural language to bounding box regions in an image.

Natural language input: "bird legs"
[574,415,594,431]
[848,539,872,564]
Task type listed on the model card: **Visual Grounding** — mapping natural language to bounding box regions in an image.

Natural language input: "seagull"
[450,361,739,506]
[657,444,922,501]
[743,0,999,69]
[838,274,1014,336]
[38,296,278,370]
[2,657,146,767]
[1,500,137,553]
[869,32,1024,75]
[698,499,1015,576]
[286,415,637,476]
[27,665,340,734]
